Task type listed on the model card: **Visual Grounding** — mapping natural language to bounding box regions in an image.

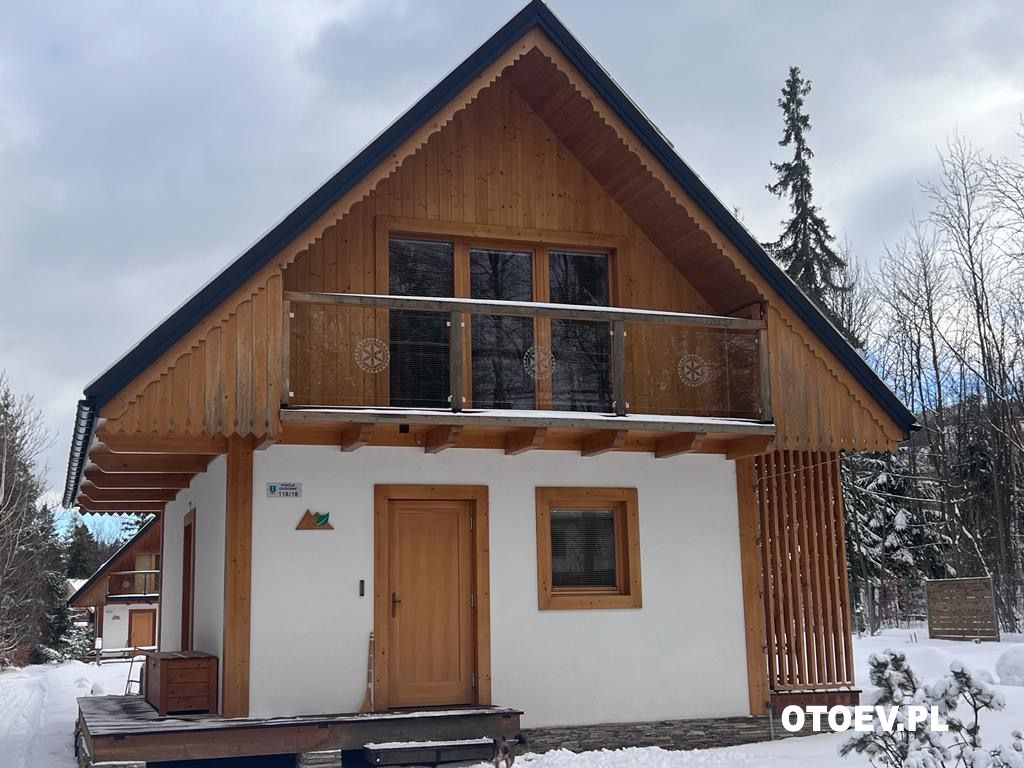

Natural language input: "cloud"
[1,0,1022,520]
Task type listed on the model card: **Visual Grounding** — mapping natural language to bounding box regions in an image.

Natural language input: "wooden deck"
[78,695,522,763]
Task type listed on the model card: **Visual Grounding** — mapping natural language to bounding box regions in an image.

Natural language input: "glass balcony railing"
[107,570,160,598]
[282,292,771,422]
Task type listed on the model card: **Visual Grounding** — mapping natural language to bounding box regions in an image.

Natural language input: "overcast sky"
[1,0,1022,527]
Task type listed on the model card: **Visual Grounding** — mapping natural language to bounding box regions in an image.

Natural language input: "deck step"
[362,737,494,765]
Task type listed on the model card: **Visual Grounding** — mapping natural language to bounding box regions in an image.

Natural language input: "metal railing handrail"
[283,291,765,331]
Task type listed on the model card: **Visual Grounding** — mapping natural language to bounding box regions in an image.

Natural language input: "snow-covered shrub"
[995,646,1024,687]
[60,625,93,661]
[841,650,948,766]
[27,644,63,664]
[842,650,1023,767]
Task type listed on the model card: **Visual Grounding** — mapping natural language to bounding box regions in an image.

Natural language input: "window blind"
[550,508,617,588]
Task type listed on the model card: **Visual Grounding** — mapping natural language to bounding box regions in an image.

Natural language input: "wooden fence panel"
[926,577,1000,641]
[754,450,855,691]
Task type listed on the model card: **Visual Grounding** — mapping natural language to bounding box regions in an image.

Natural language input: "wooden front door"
[128,608,157,647]
[386,499,474,708]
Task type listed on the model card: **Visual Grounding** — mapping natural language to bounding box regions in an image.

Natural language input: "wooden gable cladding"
[92,32,553,440]
[496,43,905,451]
[501,48,761,318]
[89,28,904,452]
[99,273,284,440]
[282,77,713,411]
[766,306,895,452]
[751,450,855,694]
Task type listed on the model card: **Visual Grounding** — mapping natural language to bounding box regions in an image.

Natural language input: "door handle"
[391,592,401,618]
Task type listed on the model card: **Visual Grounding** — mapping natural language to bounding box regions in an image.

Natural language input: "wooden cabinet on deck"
[143,651,218,715]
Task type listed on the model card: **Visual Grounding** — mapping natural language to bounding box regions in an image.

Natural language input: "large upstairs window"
[470,247,535,409]
[549,251,611,412]
[388,236,611,411]
[389,238,453,408]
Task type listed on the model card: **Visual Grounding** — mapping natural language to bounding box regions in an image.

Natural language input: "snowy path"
[0,660,128,768]
[2,633,1024,767]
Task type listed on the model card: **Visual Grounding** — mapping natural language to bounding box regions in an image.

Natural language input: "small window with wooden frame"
[535,487,641,610]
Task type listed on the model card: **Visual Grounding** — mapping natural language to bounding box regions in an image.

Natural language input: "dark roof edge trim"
[81,0,546,409]
[69,0,915,504]
[530,3,916,432]
[63,398,96,508]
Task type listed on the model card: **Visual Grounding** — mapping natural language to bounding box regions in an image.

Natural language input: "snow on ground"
[0,658,129,768]
[1,633,1023,768]
[484,629,1024,768]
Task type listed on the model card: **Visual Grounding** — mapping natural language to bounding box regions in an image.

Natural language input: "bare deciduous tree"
[0,371,56,662]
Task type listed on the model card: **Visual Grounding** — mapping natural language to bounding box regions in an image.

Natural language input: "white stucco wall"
[157,456,227,708]
[101,602,158,650]
[190,457,227,665]
[247,445,749,727]
[160,496,184,651]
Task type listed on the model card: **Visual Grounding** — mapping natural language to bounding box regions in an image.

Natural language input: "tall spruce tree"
[765,67,848,314]
[66,520,99,579]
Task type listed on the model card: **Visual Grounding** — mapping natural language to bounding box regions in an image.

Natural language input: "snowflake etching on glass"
[354,337,390,374]
[523,345,555,379]
[677,353,710,388]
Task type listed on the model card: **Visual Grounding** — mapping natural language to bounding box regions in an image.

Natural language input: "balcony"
[107,570,160,600]
[280,292,775,457]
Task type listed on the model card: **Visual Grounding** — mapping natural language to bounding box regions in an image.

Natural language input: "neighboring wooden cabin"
[66,2,915,764]
[69,519,161,655]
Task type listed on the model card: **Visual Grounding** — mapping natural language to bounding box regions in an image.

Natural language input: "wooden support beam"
[222,435,254,718]
[88,447,211,474]
[580,429,627,457]
[98,431,228,455]
[78,484,179,503]
[424,425,463,454]
[77,498,165,514]
[82,468,194,489]
[254,435,277,451]
[727,436,775,461]
[505,427,547,455]
[340,423,374,452]
[735,457,769,716]
[281,405,775,436]
[654,432,705,458]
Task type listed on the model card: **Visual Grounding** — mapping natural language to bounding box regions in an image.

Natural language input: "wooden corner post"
[735,457,769,715]
[222,434,254,717]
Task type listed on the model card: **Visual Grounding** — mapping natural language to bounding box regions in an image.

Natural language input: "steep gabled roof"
[68,517,160,608]
[64,0,916,505]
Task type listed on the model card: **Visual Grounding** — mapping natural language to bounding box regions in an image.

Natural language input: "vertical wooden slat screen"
[754,450,855,691]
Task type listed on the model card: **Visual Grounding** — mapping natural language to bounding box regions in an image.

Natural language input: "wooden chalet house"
[65,2,916,765]
[69,519,161,656]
